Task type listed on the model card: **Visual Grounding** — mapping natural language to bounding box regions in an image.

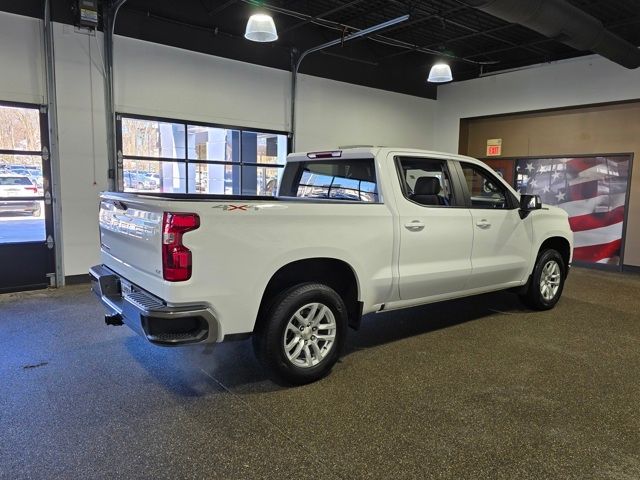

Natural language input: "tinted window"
[285,159,378,202]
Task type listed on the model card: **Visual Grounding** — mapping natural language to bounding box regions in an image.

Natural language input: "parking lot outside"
[0,200,46,243]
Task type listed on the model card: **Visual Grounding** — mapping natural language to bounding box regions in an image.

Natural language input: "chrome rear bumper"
[89,264,219,346]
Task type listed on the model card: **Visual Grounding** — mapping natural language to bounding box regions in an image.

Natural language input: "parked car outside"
[142,173,160,190]
[0,174,41,216]
[123,171,149,191]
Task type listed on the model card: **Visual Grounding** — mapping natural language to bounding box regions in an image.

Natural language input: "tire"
[253,283,347,385]
[520,249,566,310]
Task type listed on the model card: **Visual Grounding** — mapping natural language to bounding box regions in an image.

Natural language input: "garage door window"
[117,115,288,196]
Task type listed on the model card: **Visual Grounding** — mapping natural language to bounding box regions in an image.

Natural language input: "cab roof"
[287,147,484,167]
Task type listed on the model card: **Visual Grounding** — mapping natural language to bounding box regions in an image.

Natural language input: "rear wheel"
[253,283,347,385]
[520,249,566,310]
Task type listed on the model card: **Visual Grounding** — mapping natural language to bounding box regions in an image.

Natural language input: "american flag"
[516,156,630,265]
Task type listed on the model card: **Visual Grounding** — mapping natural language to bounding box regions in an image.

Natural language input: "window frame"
[115,112,290,195]
[455,160,519,210]
[394,156,466,208]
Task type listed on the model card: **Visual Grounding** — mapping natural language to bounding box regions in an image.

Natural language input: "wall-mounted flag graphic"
[515,156,631,266]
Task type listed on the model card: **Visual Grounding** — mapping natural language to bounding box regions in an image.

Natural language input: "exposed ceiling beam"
[207,0,238,16]
[426,13,553,59]
[422,22,516,49]
[379,4,468,35]
[465,15,640,60]
[280,0,367,35]
[465,38,553,59]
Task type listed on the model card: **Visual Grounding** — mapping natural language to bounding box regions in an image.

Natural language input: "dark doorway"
[0,102,55,293]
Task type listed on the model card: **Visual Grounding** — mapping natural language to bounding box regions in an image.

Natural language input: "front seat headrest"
[414,177,441,195]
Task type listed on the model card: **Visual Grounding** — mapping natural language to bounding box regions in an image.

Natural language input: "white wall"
[54,24,108,276]
[114,35,436,151]
[295,74,435,151]
[113,36,291,132]
[0,13,44,104]
[435,55,640,153]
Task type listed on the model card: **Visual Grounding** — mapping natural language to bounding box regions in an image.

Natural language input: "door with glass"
[0,102,55,293]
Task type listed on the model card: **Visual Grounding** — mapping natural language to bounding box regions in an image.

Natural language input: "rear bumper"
[0,200,38,212]
[89,264,219,346]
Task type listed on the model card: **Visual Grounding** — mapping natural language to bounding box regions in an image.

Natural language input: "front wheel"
[253,283,347,385]
[520,249,566,310]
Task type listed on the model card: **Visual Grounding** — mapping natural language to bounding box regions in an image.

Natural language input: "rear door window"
[396,157,457,207]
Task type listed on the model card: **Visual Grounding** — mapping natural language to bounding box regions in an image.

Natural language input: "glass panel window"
[187,163,239,194]
[123,160,186,193]
[0,106,41,151]
[0,129,45,243]
[121,118,185,159]
[0,200,45,242]
[0,155,44,189]
[397,157,455,207]
[119,115,288,196]
[242,165,283,196]
[461,163,508,209]
[287,159,378,202]
[244,131,288,165]
[187,125,239,162]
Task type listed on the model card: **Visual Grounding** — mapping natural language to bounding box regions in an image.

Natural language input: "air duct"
[465,0,640,69]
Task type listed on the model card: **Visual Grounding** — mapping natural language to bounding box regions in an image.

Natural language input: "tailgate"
[99,196,164,282]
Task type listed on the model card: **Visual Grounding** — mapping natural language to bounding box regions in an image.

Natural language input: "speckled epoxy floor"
[1,268,639,479]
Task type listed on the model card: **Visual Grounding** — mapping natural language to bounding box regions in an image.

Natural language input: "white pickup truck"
[91,147,573,384]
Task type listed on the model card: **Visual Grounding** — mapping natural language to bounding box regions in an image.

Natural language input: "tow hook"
[105,313,124,326]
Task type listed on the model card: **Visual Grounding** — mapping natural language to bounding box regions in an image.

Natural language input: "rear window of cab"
[281,158,379,202]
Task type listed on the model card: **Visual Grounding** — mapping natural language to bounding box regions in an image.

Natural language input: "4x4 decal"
[212,204,255,212]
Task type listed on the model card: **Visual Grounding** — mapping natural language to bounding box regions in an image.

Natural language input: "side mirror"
[519,194,542,217]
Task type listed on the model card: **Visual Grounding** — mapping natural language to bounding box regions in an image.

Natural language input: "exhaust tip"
[105,313,124,326]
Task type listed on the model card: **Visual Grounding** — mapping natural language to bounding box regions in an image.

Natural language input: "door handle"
[476,219,491,229]
[404,220,425,232]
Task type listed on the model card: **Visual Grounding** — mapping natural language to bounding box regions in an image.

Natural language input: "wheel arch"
[538,236,572,276]
[255,257,363,333]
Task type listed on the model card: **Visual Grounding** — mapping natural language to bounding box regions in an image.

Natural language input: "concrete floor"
[0,268,639,479]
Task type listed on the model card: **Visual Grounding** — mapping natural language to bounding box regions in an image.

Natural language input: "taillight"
[162,212,200,281]
[25,186,38,193]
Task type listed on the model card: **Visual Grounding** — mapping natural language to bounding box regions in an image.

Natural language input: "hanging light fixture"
[244,13,278,42]
[427,62,453,83]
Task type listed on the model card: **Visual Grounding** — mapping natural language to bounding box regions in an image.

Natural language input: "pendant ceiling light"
[245,13,278,43]
[427,62,453,83]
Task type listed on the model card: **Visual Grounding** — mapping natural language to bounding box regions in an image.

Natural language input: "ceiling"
[2,0,640,100]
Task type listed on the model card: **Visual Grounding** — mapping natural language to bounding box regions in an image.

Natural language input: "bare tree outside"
[0,106,41,169]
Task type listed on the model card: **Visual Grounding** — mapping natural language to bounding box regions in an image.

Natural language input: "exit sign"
[486,138,502,157]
